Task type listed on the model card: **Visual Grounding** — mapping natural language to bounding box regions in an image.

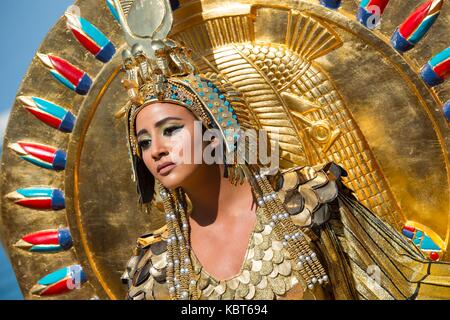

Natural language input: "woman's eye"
[138,140,151,150]
[163,125,183,136]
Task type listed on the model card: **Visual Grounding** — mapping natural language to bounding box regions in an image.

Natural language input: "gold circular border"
[65,58,123,300]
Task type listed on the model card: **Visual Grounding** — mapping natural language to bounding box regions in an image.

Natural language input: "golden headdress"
[112,0,250,204]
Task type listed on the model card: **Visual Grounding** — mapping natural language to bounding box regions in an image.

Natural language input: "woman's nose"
[150,137,169,160]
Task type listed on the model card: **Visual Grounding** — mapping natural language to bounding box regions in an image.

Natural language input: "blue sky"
[0,0,75,300]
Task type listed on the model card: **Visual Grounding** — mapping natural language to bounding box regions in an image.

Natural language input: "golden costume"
[122,162,450,300]
[122,165,339,300]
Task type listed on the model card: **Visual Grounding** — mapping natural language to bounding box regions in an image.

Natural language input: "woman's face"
[135,102,207,189]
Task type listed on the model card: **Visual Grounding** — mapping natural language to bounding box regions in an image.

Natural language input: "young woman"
[120,70,335,300]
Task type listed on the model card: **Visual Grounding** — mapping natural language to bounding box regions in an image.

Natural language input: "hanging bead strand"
[159,186,178,299]
[174,188,199,300]
[250,173,317,284]
[178,190,200,300]
[249,168,329,289]
[257,172,328,288]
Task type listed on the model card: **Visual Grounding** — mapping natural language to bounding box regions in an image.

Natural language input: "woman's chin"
[156,164,199,190]
[157,174,183,190]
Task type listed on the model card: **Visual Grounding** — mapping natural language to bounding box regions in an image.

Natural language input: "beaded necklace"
[158,166,328,300]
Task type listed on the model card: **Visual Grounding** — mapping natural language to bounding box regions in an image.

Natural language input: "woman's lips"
[157,162,176,176]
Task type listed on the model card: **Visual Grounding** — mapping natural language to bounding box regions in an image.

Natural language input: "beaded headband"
[127,74,242,159]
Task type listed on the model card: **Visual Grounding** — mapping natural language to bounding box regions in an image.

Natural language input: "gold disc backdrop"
[0,0,449,299]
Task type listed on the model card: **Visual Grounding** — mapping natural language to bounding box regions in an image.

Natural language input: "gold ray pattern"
[172,11,403,227]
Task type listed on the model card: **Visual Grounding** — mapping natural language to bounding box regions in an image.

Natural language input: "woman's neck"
[181,164,256,226]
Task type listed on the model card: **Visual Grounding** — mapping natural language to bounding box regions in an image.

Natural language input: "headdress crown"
[113,0,197,102]
[113,0,246,184]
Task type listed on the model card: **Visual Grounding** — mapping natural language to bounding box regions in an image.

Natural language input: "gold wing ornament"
[273,163,450,299]
[0,0,449,299]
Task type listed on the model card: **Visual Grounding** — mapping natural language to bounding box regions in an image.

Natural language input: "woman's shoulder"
[270,162,349,229]
[121,225,170,300]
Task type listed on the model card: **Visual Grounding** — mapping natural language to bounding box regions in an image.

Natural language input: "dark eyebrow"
[155,116,182,128]
[136,128,148,138]
[136,117,182,138]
